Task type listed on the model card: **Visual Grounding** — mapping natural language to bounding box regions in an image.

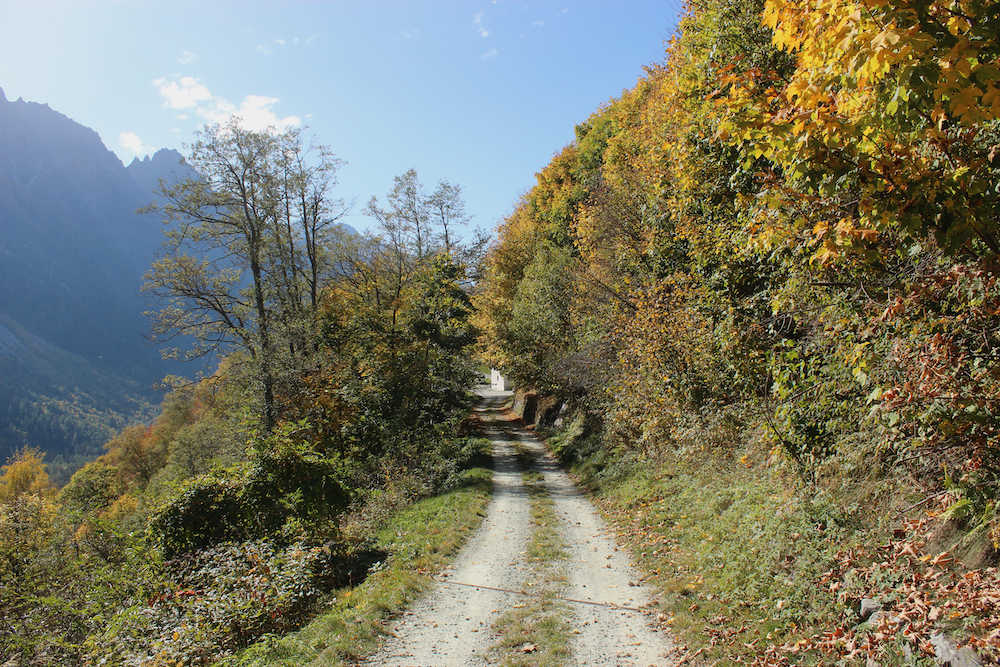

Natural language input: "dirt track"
[365,389,674,666]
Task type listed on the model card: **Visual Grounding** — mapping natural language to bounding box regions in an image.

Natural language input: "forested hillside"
[475,0,1000,662]
[0,121,490,665]
[0,87,198,477]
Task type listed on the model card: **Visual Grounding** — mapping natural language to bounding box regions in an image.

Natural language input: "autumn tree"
[425,179,469,253]
[0,447,53,503]
[274,130,349,322]
[719,0,1000,261]
[477,0,1000,500]
[145,120,346,431]
[365,169,485,264]
[366,169,432,259]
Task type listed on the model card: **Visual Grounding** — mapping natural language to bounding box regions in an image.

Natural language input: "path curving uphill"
[365,388,675,666]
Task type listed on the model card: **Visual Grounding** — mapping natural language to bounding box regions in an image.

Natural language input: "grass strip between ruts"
[489,444,573,666]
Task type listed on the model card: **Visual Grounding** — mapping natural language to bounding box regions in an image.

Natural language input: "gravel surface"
[365,389,674,666]
[516,426,672,666]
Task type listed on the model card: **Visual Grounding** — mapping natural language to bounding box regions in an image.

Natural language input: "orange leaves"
[950,83,985,120]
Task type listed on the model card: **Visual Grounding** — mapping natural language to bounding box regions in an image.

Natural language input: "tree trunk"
[249,231,276,432]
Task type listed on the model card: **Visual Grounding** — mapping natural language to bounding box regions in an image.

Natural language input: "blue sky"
[0,0,683,235]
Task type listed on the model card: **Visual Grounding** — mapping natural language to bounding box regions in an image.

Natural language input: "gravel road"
[365,389,674,666]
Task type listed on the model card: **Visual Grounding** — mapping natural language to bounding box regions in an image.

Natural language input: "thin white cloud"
[153,76,212,109]
[119,131,152,158]
[178,50,198,65]
[195,94,302,132]
[560,7,569,14]
[153,76,301,133]
[531,19,544,28]
[481,47,499,60]
[474,11,490,38]
[230,95,302,132]
[401,27,420,40]
[260,36,314,53]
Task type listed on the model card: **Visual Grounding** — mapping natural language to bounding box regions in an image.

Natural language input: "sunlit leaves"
[719,0,1000,262]
[0,447,54,502]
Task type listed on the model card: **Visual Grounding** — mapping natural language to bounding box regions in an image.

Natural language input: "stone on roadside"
[866,610,900,627]
[859,598,882,621]
[930,632,982,667]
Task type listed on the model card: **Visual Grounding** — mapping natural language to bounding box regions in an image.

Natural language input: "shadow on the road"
[484,446,532,499]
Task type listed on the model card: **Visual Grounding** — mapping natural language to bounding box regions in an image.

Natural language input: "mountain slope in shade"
[0,315,157,484]
[0,86,193,476]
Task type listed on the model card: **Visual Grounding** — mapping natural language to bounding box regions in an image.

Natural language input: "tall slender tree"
[426,180,469,253]
[144,120,346,432]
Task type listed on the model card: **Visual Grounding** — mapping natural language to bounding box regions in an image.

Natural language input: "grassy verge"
[224,467,493,666]
[544,412,964,665]
[490,445,573,666]
[583,451,857,664]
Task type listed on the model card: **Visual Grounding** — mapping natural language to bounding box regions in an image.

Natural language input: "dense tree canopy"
[477,0,1000,519]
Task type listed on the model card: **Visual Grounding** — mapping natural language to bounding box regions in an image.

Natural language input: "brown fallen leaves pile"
[752,502,1000,665]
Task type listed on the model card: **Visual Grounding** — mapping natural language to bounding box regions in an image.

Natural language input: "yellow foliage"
[100,493,140,522]
[0,446,54,503]
[720,0,1000,260]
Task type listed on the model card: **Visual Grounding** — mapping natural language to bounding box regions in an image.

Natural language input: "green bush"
[87,539,376,665]
[0,493,158,665]
[58,459,124,514]
[153,439,351,559]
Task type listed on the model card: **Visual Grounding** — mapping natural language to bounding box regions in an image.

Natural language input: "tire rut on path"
[512,425,673,666]
[364,389,675,666]
[365,392,531,666]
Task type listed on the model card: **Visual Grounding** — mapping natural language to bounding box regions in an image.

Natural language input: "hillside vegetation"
[0,124,489,665]
[5,1,1000,663]
[475,0,1000,662]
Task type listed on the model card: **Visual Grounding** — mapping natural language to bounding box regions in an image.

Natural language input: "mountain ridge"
[0,90,193,474]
